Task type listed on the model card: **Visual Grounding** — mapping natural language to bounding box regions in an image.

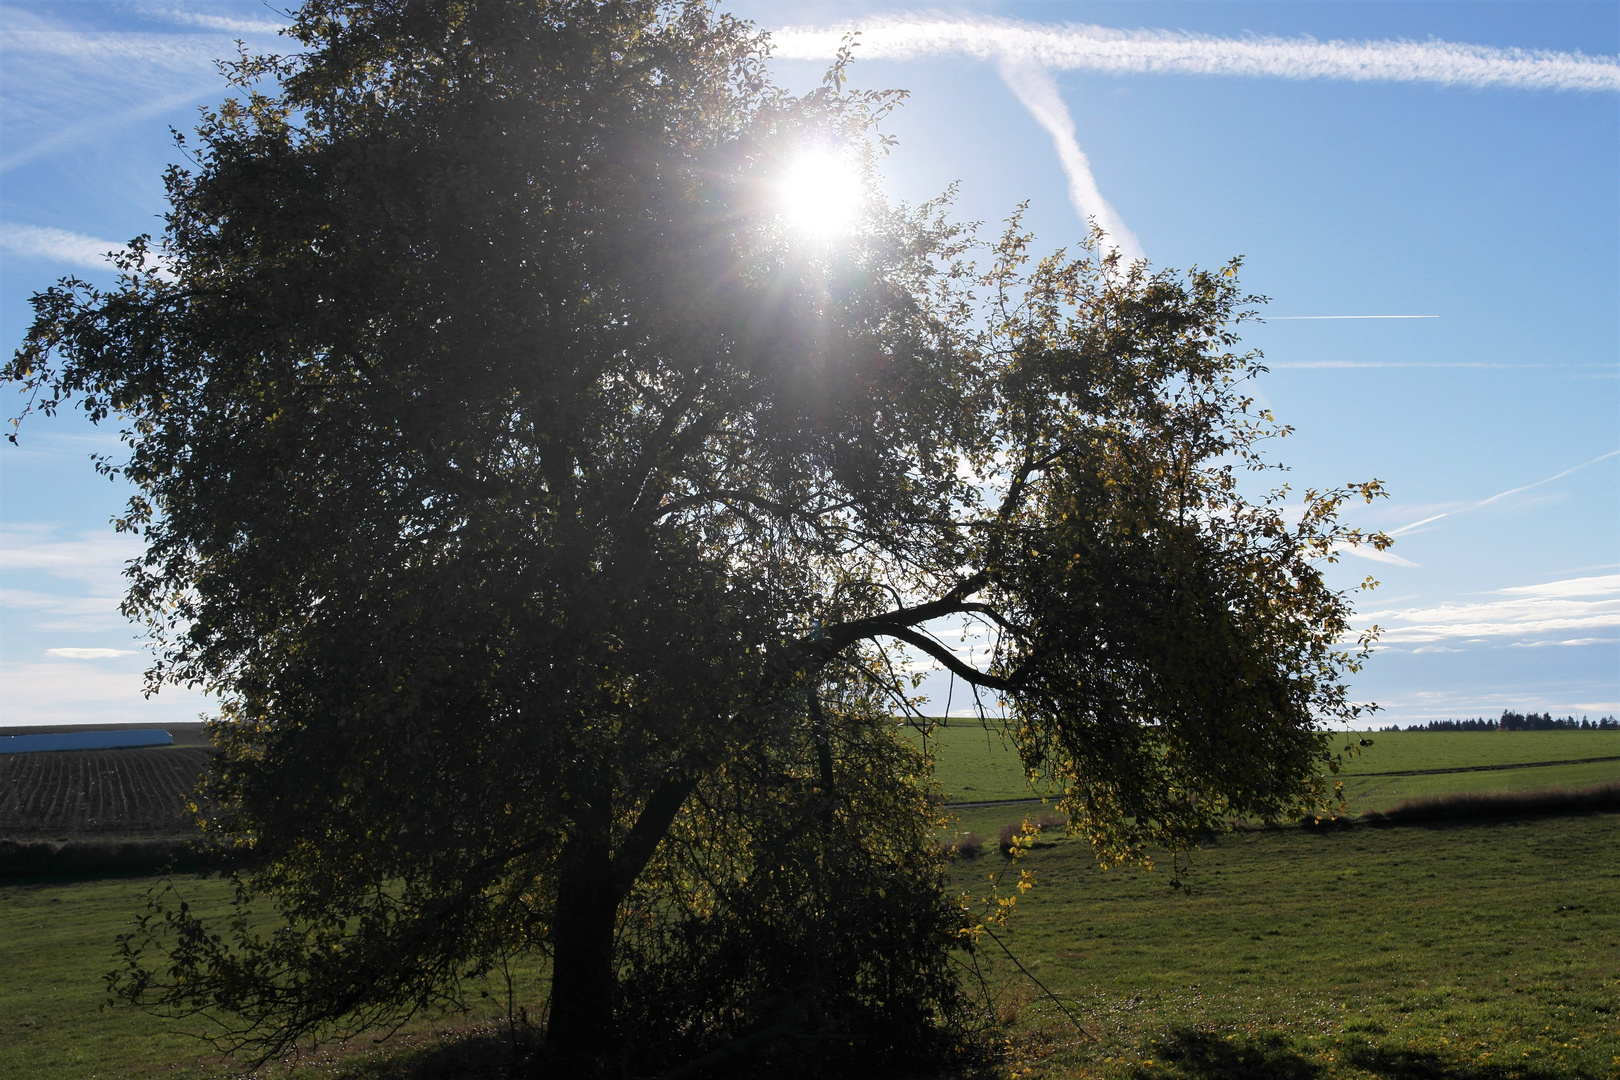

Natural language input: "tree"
[5,0,1387,1074]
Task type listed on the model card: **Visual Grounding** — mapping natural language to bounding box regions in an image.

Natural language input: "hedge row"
[0,837,229,879]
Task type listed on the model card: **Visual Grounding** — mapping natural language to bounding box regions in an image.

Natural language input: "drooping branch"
[803,571,1017,692]
[872,624,1016,692]
[813,571,989,654]
[653,488,800,523]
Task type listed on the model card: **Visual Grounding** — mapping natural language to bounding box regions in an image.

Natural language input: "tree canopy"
[5,0,1387,1074]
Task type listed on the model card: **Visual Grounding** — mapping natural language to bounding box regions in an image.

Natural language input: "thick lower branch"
[804,573,1018,693]
[610,771,700,902]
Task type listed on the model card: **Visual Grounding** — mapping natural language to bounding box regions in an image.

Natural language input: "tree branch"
[610,771,701,902]
[870,624,1015,692]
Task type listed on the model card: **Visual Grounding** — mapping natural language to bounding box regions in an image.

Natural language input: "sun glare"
[778,149,862,238]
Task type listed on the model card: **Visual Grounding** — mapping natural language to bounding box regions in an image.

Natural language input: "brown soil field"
[0,748,209,838]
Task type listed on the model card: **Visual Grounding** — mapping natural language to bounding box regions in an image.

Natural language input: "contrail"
[994,59,1144,262]
[1267,315,1438,320]
[769,18,1620,93]
[1389,449,1620,537]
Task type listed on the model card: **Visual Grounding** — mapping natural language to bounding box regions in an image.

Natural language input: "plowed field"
[0,749,209,837]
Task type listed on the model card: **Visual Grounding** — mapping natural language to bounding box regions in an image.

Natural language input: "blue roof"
[0,729,174,754]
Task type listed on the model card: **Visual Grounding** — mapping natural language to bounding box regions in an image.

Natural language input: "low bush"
[0,837,225,879]
[1033,810,1068,832]
[995,812,1068,856]
[943,833,985,859]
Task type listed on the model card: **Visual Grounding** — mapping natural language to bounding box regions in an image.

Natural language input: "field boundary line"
[1349,754,1620,778]
[946,755,1620,807]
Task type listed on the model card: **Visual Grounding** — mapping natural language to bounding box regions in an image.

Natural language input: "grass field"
[952,812,1620,1080]
[917,724,1620,814]
[4,730,1618,1079]
[0,873,549,1080]
[5,811,1616,1080]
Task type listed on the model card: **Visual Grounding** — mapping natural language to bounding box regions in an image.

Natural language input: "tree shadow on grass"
[1340,1041,1596,1080]
[1121,1029,1595,1080]
[276,1025,534,1080]
[1125,1029,1323,1080]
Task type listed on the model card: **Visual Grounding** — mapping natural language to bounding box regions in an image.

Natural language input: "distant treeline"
[1382,711,1619,732]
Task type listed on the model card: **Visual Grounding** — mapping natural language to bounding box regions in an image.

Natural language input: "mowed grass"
[11,816,1612,1080]
[1336,732,1620,815]
[918,725,1620,814]
[0,874,549,1080]
[4,728,1618,1079]
[951,812,1620,1080]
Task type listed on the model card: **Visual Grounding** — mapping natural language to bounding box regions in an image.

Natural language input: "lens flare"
[778,148,862,237]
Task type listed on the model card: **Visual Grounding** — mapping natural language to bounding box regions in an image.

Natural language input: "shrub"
[1033,810,1068,833]
[0,837,225,879]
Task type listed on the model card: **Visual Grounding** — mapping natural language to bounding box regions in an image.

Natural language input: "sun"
[778,148,862,238]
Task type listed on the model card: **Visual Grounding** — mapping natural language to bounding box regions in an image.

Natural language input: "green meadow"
[2,729,1617,1079]
[953,811,1620,1080]
[920,724,1620,813]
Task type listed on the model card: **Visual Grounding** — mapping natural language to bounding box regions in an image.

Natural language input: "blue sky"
[1,1,1616,728]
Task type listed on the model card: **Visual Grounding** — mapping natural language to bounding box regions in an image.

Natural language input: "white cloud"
[0,222,126,271]
[1362,574,1620,644]
[0,660,209,726]
[994,59,1144,262]
[1499,575,1620,599]
[0,527,144,593]
[1509,637,1617,648]
[1268,361,1614,370]
[0,589,129,634]
[770,18,1620,92]
[45,647,136,659]
[0,22,221,71]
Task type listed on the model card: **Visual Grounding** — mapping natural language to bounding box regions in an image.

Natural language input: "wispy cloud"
[1,85,224,173]
[0,222,126,271]
[770,18,1620,92]
[1388,449,1620,537]
[46,647,137,659]
[1363,574,1620,644]
[994,60,1143,261]
[0,660,209,726]
[1267,361,1615,370]
[0,527,144,593]
[0,9,234,169]
[0,589,130,635]
[151,10,287,35]
[1339,544,1419,568]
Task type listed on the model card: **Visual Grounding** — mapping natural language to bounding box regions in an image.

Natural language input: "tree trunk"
[547,828,619,1066]
[544,772,700,1068]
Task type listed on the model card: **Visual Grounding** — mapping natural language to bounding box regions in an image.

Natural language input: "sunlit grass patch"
[956,812,1620,1080]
